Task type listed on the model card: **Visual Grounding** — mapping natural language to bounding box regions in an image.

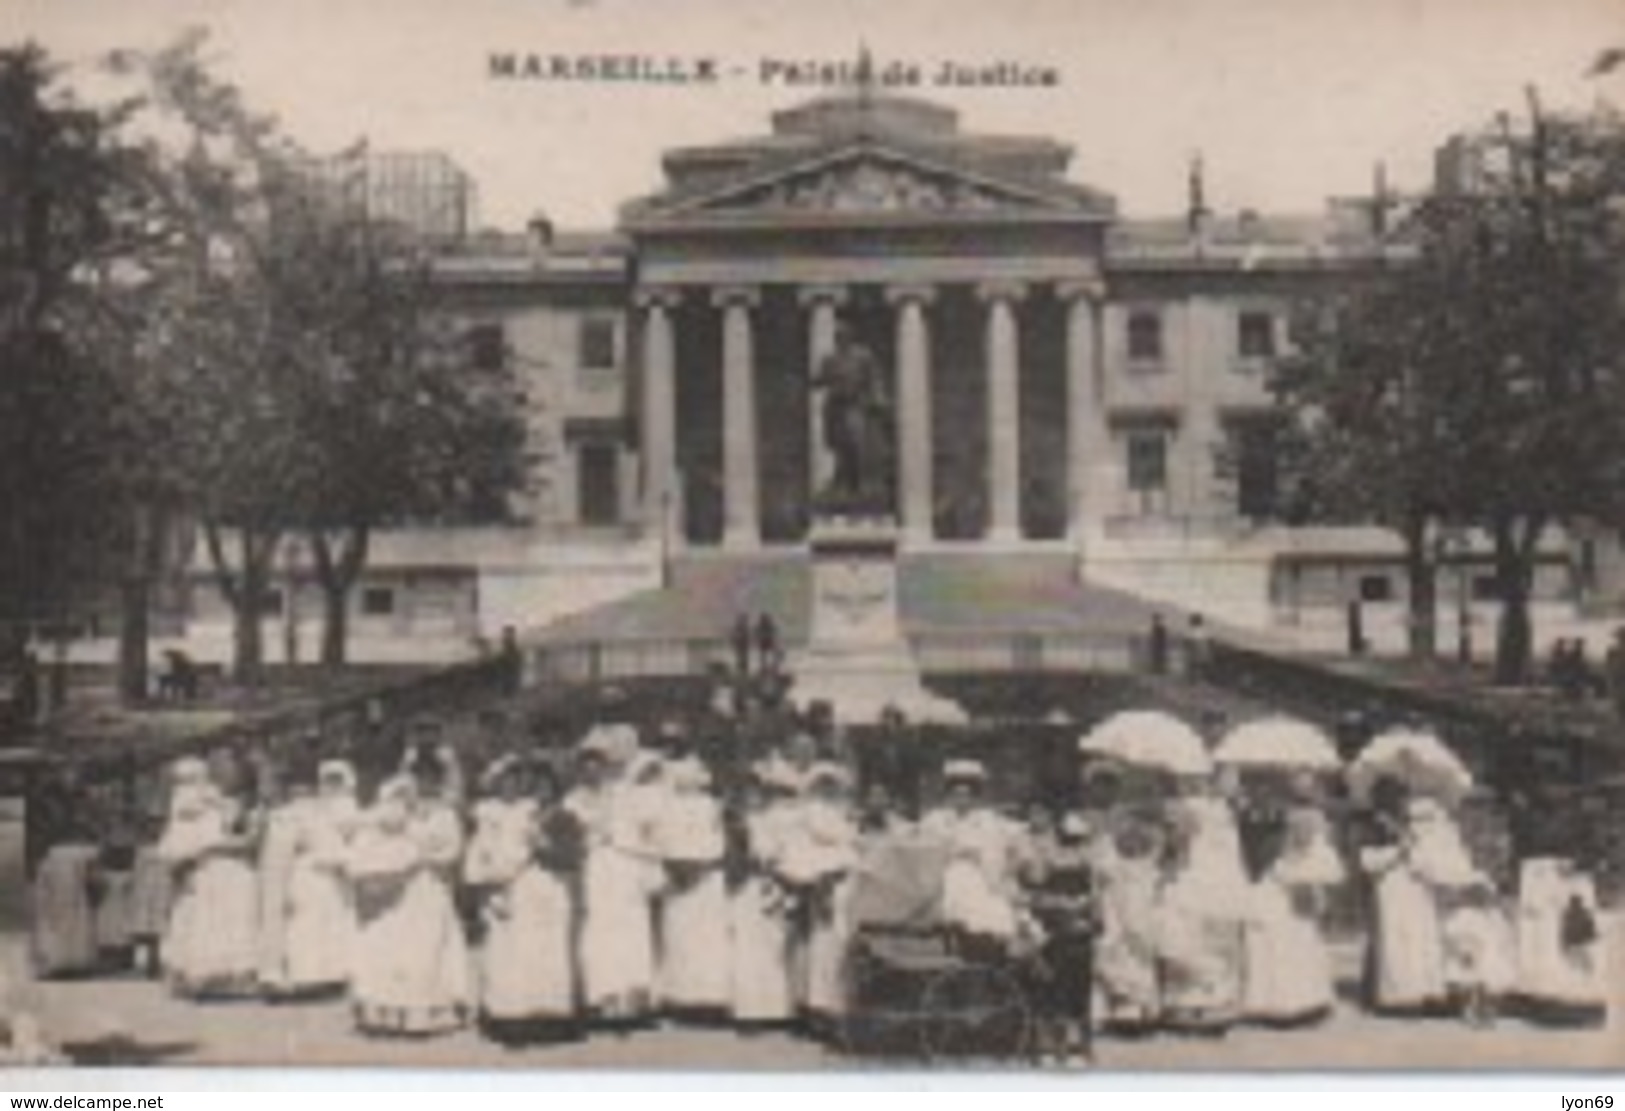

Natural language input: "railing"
[525,630,1149,685]
[911,630,1146,675]
[526,638,732,686]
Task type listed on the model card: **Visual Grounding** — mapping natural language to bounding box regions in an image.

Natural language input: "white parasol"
[1347,728,1474,805]
[1214,716,1342,772]
[1077,709,1213,776]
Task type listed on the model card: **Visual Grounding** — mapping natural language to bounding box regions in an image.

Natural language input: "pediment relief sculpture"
[719,157,1039,215]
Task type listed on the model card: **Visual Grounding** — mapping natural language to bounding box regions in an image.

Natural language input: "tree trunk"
[202,520,279,685]
[232,580,263,681]
[319,582,348,668]
[1491,515,1540,687]
[311,525,369,669]
[117,504,166,706]
[118,572,149,704]
[1402,512,1437,660]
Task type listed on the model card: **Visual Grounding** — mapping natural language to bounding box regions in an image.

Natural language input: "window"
[1126,310,1164,364]
[1232,419,1280,520]
[467,322,506,371]
[1125,429,1168,492]
[1359,574,1394,603]
[361,587,396,617]
[258,588,285,618]
[1237,311,1276,360]
[1472,575,1500,603]
[578,317,618,370]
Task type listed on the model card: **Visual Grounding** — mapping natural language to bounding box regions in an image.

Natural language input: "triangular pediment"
[635,142,1107,225]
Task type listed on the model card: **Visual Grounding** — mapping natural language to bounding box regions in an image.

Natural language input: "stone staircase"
[533,546,1168,645]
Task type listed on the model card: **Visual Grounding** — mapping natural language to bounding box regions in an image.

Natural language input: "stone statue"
[811,323,894,514]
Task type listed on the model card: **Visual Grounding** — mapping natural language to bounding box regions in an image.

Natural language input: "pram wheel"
[917,963,1033,1063]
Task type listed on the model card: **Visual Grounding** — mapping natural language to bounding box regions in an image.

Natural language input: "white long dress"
[730,805,794,1023]
[1158,797,1252,1024]
[655,786,730,1010]
[1360,840,1446,1011]
[257,793,357,993]
[782,798,858,1019]
[465,798,575,1021]
[156,789,261,998]
[1516,858,1608,1017]
[566,782,661,1012]
[347,803,470,1034]
[282,792,359,991]
[1242,824,1343,1023]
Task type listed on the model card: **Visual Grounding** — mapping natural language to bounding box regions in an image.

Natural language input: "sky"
[11,0,1625,229]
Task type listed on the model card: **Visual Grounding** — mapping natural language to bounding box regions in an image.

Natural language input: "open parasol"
[1213,716,1342,772]
[1346,728,1474,805]
[1077,709,1212,776]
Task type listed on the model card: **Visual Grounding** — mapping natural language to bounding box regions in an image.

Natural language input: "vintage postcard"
[1,0,1622,1075]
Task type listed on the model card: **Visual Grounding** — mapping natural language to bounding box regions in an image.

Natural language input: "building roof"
[623,89,1117,227]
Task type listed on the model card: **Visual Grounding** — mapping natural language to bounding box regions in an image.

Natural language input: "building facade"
[173,90,1584,663]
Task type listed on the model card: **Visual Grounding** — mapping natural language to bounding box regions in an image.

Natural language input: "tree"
[1272,96,1625,683]
[114,33,529,675]
[1271,260,1458,661]
[285,211,529,665]
[0,43,167,702]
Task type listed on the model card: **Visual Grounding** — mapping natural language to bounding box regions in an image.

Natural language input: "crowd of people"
[17,670,1615,1066]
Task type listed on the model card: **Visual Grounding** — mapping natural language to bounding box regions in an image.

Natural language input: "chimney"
[1187,153,1212,246]
[527,211,555,264]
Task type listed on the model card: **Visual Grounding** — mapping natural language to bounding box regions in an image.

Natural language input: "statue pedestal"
[790,515,965,725]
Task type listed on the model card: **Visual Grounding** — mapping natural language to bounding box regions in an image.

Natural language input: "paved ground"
[11,950,1623,1073]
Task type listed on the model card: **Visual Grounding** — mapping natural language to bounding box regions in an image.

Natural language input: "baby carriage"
[840,832,1058,1063]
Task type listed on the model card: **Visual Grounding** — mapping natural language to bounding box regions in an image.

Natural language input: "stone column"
[713,286,760,549]
[798,285,847,505]
[637,287,680,535]
[886,284,935,542]
[980,281,1026,544]
[1058,280,1106,544]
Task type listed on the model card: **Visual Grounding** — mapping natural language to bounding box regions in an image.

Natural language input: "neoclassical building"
[177,89,1581,663]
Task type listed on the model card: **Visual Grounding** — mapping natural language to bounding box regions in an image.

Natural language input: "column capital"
[634,285,684,310]
[1055,277,1107,304]
[975,280,1028,305]
[796,283,849,308]
[710,285,761,310]
[884,283,938,307]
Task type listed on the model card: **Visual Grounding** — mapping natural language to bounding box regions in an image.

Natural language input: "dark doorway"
[578,442,620,526]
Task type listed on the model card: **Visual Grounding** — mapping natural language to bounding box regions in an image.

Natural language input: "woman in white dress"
[465,757,578,1043]
[258,759,360,998]
[1358,791,1476,1015]
[778,762,858,1039]
[1091,809,1166,1031]
[1515,857,1609,1026]
[565,727,662,1024]
[1156,785,1251,1032]
[346,753,471,1037]
[1241,806,1344,1025]
[654,754,730,1019]
[156,753,263,1000]
[728,770,796,1028]
[285,760,361,994]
